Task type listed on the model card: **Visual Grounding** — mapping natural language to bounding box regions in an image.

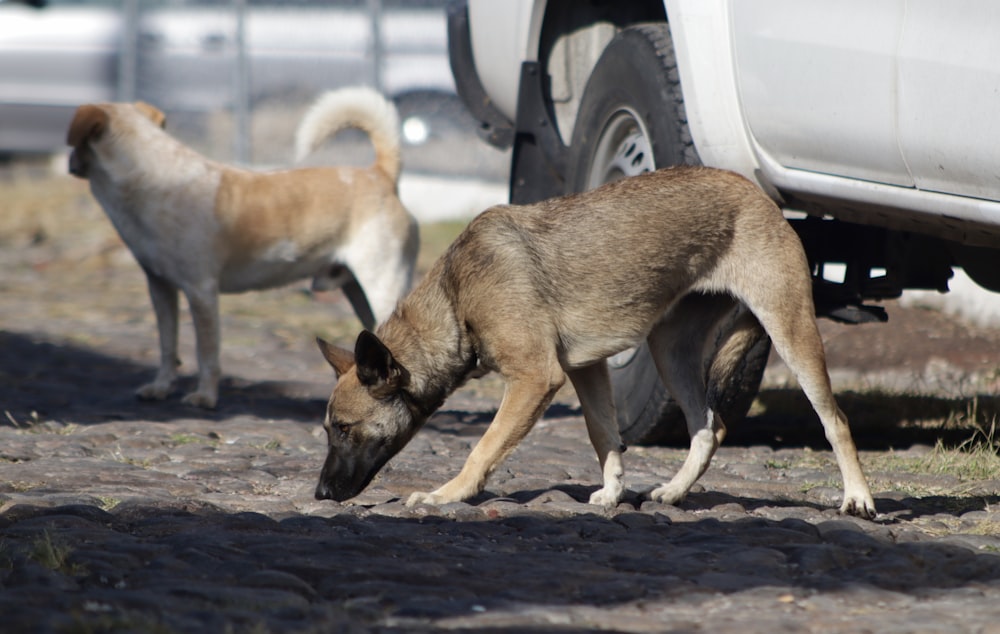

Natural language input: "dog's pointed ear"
[354,330,410,397]
[316,337,355,379]
[67,105,109,148]
[134,101,166,129]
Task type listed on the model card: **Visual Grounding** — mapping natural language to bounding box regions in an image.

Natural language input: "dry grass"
[754,385,1000,494]
[29,531,86,576]
[870,417,1000,484]
[0,170,114,253]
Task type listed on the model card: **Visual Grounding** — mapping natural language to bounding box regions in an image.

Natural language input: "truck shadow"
[740,388,1000,451]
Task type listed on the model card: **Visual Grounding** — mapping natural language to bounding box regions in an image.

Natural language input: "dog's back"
[439,166,802,366]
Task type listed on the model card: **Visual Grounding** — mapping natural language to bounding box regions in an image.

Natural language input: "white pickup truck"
[447,0,1000,444]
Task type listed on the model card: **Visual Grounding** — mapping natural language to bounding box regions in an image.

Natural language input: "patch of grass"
[7,411,79,437]
[922,432,1000,482]
[4,409,42,429]
[4,481,39,493]
[96,496,121,511]
[800,478,842,494]
[109,445,150,469]
[764,459,792,470]
[754,450,835,475]
[249,438,283,451]
[168,433,210,447]
[30,530,86,576]
[868,418,1000,484]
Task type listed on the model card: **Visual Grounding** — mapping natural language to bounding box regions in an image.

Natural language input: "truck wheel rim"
[589,108,655,369]
[586,108,656,189]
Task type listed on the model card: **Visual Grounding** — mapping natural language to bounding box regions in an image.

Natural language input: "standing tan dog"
[68,87,419,408]
[314,166,877,519]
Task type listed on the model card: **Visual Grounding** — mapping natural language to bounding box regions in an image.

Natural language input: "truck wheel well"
[536,0,666,144]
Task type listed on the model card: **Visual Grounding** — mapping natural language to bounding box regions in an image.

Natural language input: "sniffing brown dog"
[68,87,419,408]
[315,166,876,518]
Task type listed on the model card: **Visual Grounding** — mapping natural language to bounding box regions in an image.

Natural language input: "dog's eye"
[323,416,351,442]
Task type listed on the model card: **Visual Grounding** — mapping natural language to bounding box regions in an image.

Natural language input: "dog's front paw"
[135,381,173,401]
[181,390,217,409]
[647,483,687,506]
[840,495,877,520]
[405,491,446,507]
[589,484,624,508]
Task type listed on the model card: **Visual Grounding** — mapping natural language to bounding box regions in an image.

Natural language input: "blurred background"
[0,0,509,189]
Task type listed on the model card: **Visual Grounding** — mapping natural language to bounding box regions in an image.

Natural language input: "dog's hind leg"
[729,221,875,518]
[644,296,730,506]
[567,362,625,507]
[311,266,376,330]
[342,212,418,327]
[749,293,876,519]
[180,284,221,409]
[343,277,377,331]
[351,267,400,327]
[135,270,180,402]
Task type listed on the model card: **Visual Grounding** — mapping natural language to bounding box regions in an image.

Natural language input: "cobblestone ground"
[5,177,1000,632]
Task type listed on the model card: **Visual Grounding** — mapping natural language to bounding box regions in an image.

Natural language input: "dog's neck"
[376,267,477,415]
[93,122,220,194]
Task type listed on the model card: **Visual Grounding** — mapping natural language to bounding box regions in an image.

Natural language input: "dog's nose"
[68,151,87,179]
[314,480,333,500]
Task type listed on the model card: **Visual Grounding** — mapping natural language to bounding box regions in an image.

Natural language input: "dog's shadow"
[0,331,327,425]
[468,484,1000,523]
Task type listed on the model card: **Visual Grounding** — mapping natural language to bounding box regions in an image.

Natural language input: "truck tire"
[566,23,771,445]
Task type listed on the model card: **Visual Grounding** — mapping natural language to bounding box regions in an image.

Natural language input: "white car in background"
[447,0,1000,444]
[0,0,457,156]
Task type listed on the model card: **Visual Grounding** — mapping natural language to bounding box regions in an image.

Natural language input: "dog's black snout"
[68,151,87,179]
[315,480,333,500]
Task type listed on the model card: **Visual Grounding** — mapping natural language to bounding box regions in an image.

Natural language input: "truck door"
[730,0,913,187]
[897,0,1000,203]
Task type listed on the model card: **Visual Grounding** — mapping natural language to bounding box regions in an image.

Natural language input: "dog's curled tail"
[294,86,401,181]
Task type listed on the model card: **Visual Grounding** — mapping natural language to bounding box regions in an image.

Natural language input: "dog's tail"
[294,86,401,181]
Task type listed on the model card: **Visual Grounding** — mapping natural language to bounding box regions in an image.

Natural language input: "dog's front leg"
[135,270,180,402]
[406,371,565,507]
[567,363,626,508]
[181,284,221,409]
